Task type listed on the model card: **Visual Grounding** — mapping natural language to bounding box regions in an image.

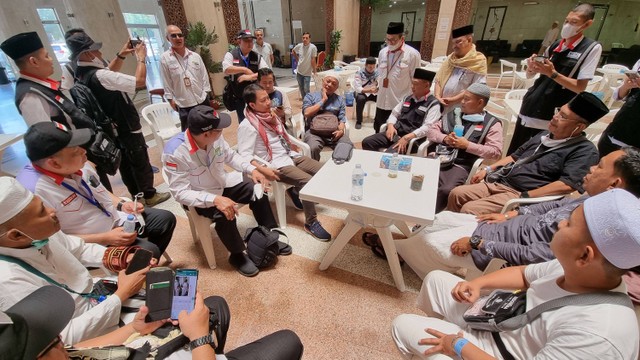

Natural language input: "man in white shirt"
[291,32,318,99]
[162,106,288,277]
[392,188,640,360]
[257,68,292,129]
[374,22,421,133]
[353,57,379,129]
[0,177,148,345]
[161,25,212,131]
[509,3,602,153]
[253,29,274,69]
[539,21,560,54]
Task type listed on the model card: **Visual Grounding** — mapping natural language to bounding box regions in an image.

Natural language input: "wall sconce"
[523,1,539,5]
[214,1,221,9]
[67,13,75,18]
[107,12,114,18]
[23,19,30,26]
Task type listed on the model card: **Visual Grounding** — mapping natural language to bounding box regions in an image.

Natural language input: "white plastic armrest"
[500,195,565,214]
[416,140,430,157]
[290,136,311,158]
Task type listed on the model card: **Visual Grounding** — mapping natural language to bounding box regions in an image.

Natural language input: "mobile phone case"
[145,267,174,322]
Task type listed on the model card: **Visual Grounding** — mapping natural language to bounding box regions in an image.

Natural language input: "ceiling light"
[523,1,538,4]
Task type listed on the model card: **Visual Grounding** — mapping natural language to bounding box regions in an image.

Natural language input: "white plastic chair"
[333,60,348,68]
[495,60,518,90]
[420,59,430,67]
[141,103,181,150]
[500,195,565,214]
[431,55,448,64]
[602,64,629,71]
[343,65,361,72]
[505,89,528,100]
[380,123,419,154]
[585,75,604,92]
[584,120,609,145]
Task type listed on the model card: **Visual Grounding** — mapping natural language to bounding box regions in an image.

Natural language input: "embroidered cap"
[414,68,436,82]
[0,286,75,359]
[584,188,640,269]
[188,105,229,135]
[466,83,491,101]
[452,25,474,39]
[0,32,44,60]
[387,22,405,35]
[236,29,257,40]
[567,91,609,124]
[0,177,34,226]
[24,121,94,162]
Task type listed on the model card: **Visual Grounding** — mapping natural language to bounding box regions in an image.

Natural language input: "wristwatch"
[550,71,559,80]
[469,235,483,250]
[189,334,215,350]
[521,191,530,198]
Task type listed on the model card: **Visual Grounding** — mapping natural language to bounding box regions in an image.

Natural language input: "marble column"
[325,0,335,62]
[221,0,242,44]
[420,0,442,60]
[358,4,372,58]
[159,0,188,31]
[447,0,473,54]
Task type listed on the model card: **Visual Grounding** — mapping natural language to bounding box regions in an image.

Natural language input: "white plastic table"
[0,134,24,176]
[299,149,440,291]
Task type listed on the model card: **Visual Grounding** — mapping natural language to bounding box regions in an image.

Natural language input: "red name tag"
[61,193,77,206]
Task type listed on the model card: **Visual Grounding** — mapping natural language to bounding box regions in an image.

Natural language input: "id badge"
[183,77,191,87]
[382,78,389,88]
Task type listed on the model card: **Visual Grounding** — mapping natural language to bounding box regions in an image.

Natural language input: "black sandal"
[362,232,378,247]
[370,237,405,265]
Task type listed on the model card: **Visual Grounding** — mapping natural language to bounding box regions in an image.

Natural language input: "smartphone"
[625,70,640,80]
[534,55,548,63]
[170,269,198,320]
[129,36,142,48]
[145,267,174,322]
[125,249,153,275]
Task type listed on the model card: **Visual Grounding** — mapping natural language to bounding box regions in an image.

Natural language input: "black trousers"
[177,97,211,131]
[436,165,471,213]
[507,116,545,155]
[372,108,392,133]
[132,207,176,258]
[597,128,621,158]
[234,98,246,123]
[117,132,157,199]
[355,93,377,124]
[195,177,278,254]
[204,296,304,359]
[361,132,421,153]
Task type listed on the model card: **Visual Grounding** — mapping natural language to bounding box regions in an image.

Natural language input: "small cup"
[453,125,464,137]
[411,173,425,191]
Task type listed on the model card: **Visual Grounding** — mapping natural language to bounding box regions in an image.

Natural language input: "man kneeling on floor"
[0,177,149,344]
[237,84,332,241]
[393,188,640,359]
[162,105,291,277]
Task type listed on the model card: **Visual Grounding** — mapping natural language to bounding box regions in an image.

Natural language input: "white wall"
[237,0,288,56]
[334,0,360,58]
[371,3,426,42]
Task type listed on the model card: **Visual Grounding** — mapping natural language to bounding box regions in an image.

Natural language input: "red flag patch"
[165,162,177,169]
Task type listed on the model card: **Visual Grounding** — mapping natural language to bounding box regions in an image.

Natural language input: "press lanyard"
[61,179,111,218]
[240,53,250,67]
[386,48,404,79]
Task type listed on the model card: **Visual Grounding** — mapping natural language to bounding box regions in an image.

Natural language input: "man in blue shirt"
[302,76,352,160]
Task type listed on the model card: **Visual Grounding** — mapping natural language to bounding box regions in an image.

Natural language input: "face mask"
[388,41,402,52]
[18,230,50,249]
[561,23,582,39]
[91,55,105,67]
[462,114,485,123]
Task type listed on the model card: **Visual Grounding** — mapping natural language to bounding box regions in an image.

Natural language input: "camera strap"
[505,134,588,171]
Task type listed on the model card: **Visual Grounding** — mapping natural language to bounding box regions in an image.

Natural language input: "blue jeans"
[296,73,311,99]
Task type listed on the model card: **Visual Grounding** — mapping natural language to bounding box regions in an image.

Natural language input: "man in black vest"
[362,68,442,154]
[222,29,269,122]
[67,32,170,207]
[0,32,116,190]
[508,3,602,154]
[426,83,503,212]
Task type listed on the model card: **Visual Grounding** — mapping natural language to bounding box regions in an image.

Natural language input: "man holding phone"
[257,68,292,128]
[598,58,640,156]
[509,3,602,153]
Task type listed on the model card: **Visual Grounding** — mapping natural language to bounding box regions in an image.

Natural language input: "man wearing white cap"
[392,188,640,359]
[0,177,149,344]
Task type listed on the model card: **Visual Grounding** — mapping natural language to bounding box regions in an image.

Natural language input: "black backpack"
[69,81,122,175]
[222,76,238,110]
[243,226,284,268]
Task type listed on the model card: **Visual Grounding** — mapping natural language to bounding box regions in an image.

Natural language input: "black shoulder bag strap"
[511,135,588,168]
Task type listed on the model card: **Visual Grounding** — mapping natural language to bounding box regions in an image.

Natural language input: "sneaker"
[355,122,362,129]
[228,253,259,277]
[144,192,171,207]
[286,188,304,210]
[304,221,332,242]
[278,240,292,255]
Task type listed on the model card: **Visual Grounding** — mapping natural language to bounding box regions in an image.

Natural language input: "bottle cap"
[127,214,135,220]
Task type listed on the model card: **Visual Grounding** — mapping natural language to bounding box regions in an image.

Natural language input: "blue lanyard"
[240,53,250,67]
[61,179,111,217]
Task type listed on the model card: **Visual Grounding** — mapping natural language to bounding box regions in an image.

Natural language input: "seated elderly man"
[302,75,352,161]
[426,83,502,212]
[163,105,289,277]
[16,122,175,260]
[393,188,640,359]
[395,147,640,279]
[361,68,441,154]
[447,92,606,215]
[237,84,331,241]
[0,177,149,344]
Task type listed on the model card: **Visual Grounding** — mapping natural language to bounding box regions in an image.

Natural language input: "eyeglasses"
[553,107,579,122]
[38,335,62,358]
[169,33,184,39]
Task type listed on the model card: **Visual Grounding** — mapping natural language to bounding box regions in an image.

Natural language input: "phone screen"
[171,269,198,320]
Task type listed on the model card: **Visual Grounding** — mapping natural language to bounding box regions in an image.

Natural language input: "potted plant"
[324,29,342,69]
[185,22,225,97]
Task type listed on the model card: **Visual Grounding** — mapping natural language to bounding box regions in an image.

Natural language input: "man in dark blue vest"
[223,30,269,122]
[361,68,442,154]
[508,3,602,154]
[426,83,503,212]
[257,68,292,129]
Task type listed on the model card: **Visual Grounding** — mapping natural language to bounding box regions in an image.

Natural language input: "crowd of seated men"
[3,3,640,358]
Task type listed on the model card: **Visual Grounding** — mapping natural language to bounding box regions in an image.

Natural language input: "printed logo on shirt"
[165,161,177,169]
[61,193,77,206]
[567,51,582,60]
[213,147,223,157]
[418,106,428,112]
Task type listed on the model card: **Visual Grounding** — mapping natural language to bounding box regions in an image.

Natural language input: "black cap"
[67,32,102,60]
[0,286,75,359]
[365,57,376,65]
[567,92,609,124]
[24,122,94,162]
[236,29,257,40]
[452,25,474,38]
[0,32,44,60]
[414,68,436,82]
[387,22,405,35]
[188,105,230,135]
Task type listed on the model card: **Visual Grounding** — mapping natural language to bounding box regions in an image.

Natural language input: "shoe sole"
[145,195,171,207]
[237,269,259,277]
[304,226,331,242]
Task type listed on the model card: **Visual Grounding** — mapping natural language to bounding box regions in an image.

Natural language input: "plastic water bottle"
[123,214,136,233]
[351,164,364,201]
[388,153,400,178]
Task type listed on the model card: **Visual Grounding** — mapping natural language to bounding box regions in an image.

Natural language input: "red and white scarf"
[244,109,293,161]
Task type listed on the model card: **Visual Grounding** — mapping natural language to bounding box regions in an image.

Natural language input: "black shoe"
[355,122,362,129]
[228,253,259,277]
[286,188,304,210]
[278,240,292,255]
[304,221,332,241]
